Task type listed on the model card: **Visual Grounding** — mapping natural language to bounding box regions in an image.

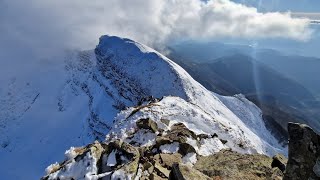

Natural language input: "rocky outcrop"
[136,118,159,133]
[42,105,320,180]
[43,118,288,180]
[194,150,284,180]
[271,154,287,172]
[284,122,320,180]
[43,118,204,179]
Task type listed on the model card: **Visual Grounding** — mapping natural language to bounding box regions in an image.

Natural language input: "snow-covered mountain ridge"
[0,35,284,179]
[94,35,284,155]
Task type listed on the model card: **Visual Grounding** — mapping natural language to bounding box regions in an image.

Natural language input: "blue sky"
[232,0,320,12]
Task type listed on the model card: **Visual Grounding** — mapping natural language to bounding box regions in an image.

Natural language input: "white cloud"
[0,0,313,57]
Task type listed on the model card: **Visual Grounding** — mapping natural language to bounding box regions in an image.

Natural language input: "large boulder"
[284,123,320,180]
[161,123,198,145]
[271,154,287,172]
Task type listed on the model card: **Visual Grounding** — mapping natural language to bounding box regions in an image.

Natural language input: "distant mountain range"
[254,50,320,96]
[168,42,320,140]
[169,40,320,98]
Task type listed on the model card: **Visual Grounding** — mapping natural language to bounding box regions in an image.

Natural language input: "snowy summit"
[1,35,285,179]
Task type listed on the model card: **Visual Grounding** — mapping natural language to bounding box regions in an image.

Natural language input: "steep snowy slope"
[0,50,120,179]
[95,35,284,155]
[0,35,284,179]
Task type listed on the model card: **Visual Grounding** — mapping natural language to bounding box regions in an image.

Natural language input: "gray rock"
[154,162,170,178]
[271,154,287,172]
[159,153,182,168]
[284,123,320,180]
[170,123,197,139]
[136,118,158,133]
[178,143,196,156]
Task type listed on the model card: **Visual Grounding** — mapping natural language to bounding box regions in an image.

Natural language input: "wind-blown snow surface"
[0,35,284,179]
[97,35,284,154]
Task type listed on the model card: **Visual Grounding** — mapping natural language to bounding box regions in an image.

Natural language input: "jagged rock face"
[43,118,286,180]
[43,118,202,179]
[284,123,320,180]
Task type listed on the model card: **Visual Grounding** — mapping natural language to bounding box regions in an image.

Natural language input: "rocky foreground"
[42,117,320,180]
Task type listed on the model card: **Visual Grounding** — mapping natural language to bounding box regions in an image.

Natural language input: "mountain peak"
[93,35,285,157]
[95,35,190,103]
[1,35,285,179]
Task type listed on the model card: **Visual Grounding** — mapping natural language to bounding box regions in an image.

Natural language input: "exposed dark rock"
[142,161,154,174]
[271,154,287,172]
[169,163,185,180]
[284,123,320,180]
[196,133,218,139]
[178,143,196,156]
[136,118,158,133]
[219,139,228,144]
[170,123,197,139]
[100,140,140,177]
[197,134,210,139]
[155,136,172,147]
[156,123,198,146]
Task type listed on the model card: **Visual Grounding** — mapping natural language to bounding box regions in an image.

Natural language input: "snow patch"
[111,169,131,180]
[182,153,197,166]
[107,150,117,167]
[159,142,180,154]
[186,137,199,152]
[47,152,98,180]
[45,162,59,175]
[198,138,227,156]
[125,129,156,147]
[65,147,78,159]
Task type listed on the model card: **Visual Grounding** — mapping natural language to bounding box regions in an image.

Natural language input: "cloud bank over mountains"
[0,0,313,58]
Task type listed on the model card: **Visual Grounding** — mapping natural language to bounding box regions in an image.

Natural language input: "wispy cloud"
[0,0,313,57]
[291,13,320,24]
